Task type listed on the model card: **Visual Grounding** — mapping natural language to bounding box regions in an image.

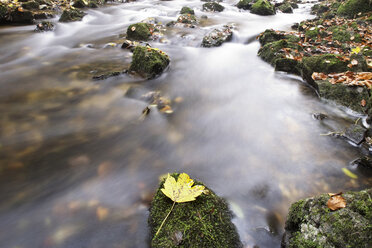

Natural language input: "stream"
[0,0,371,247]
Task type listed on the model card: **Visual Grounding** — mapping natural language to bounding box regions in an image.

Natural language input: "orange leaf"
[361,99,366,107]
[327,195,346,211]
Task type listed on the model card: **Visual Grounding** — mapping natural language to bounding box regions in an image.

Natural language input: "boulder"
[337,0,372,18]
[129,46,170,79]
[202,2,224,12]
[126,23,152,41]
[72,0,88,8]
[282,189,372,248]
[9,8,34,24]
[250,0,275,16]
[201,25,233,47]
[21,1,40,10]
[59,9,86,22]
[278,2,293,13]
[237,0,255,10]
[149,173,242,248]
[180,6,194,15]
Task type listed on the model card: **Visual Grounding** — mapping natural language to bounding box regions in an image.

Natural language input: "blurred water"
[0,1,371,247]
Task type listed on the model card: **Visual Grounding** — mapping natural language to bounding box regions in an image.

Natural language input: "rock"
[317,81,370,114]
[92,71,123,80]
[236,0,255,10]
[59,9,86,22]
[21,1,40,10]
[149,173,242,248]
[180,6,194,15]
[258,29,299,46]
[275,58,302,75]
[278,2,293,13]
[72,0,88,8]
[282,189,372,248]
[344,124,367,144]
[9,8,34,24]
[312,113,327,120]
[129,46,170,79]
[34,21,54,32]
[127,23,152,41]
[351,156,372,175]
[0,4,7,21]
[250,0,276,16]
[176,14,197,24]
[201,25,233,47]
[337,0,372,18]
[202,2,224,12]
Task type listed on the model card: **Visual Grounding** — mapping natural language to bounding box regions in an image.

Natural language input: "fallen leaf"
[342,168,358,179]
[161,173,205,203]
[361,99,366,107]
[131,26,136,32]
[327,194,346,211]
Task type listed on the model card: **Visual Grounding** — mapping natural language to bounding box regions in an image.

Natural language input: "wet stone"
[344,124,367,144]
[312,113,327,120]
[201,25,233,47]
[351,156,372,171]
[202,2,224,12]
[34,21,55,32]
[59,9,86,22]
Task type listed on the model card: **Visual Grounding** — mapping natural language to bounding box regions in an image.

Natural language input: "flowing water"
[0,0,371,247]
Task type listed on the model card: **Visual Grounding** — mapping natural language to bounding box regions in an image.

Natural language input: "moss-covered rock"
[176,14,197,24]
[72,0,88,8]
[316,80,370,113]
[302,54,348,76]
[202,2,224,12]
[237,0,255,10]
[21,1,40,10]
[258,29,299,46]
[278,2,293,13]
[258,39,302,66]
[201,25,233,47]
[129,46,170,79]
[127,23,151,41]
[180,6,194,15]
[149,173,242,248]
[282,189,372,248]
[59,9,86,22]
[251,0,275,16]
[337,0,372,18]
[35,21,55,32]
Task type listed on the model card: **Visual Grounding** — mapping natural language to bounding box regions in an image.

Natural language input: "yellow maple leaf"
[351,46,361,55]
[161,173,204,203]
[155,173,204,237]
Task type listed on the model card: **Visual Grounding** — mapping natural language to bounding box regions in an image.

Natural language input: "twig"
[155,201,176,237]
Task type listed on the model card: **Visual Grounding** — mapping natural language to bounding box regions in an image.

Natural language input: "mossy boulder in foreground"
[149,173,242,248]
[251,0,276,16]
[127,23,152,41]
[129,46,170,79]
[282,189,372,248]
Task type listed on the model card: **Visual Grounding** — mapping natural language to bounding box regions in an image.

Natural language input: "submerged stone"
[59,9,86,22]
[344,124,367,144]
[127,23,152,41]
[149,173,242,248]
[282,189,372,248]
[251,0,275,16]
[201,25,233,47]
[202,2,224,12]
[35,21,55,32]
[129,46,170,79]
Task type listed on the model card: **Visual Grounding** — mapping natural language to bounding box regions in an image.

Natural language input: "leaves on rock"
[327,192,346,211]
[161,173,205,203]
[312,72,372,88]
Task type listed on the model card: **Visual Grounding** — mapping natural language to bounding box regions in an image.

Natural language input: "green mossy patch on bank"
[337,0,372,18]
[149,173,242,248]
[129,46,170,79]
[282,189,372,248]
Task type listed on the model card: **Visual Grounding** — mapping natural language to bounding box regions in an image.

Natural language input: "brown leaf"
[361,99,366,107]
[327,195,346,211]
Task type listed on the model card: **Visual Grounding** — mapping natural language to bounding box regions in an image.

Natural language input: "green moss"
[302,54,348,74]
[330,26,351,42]
[289,232,323,248]
[126,23,151,41]
[285,199,306,231]
[337,0,372,18]
[72,0,88,8]
[180,6,194,15]
[237,0,254,10]
[129,46,170,79]
[177,14,197,24]
[149,173,242,248]
[202,2,224,12]
[251,0,275,15]
[0,4,7,20]
[59,9,86,22]
[305,27,319,40]
[258,29,286,46]
[258,39,302,65]
[317,80,369,113]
